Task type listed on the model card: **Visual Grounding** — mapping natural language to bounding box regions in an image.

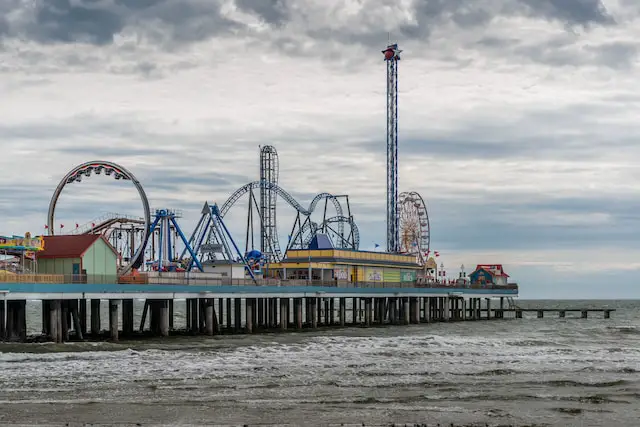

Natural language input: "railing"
[416,282,519,291]
[0,274,66,284]
[0,273,518,292]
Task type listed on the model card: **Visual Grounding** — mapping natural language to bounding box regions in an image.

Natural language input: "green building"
[37,235,118,280]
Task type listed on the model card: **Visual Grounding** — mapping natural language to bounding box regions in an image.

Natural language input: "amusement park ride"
[44,41,432,277]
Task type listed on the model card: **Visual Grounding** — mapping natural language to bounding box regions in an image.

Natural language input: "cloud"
[1,0,237,46]
[0,0,614,48]
[235,0,289,25]
[516,0,613,26]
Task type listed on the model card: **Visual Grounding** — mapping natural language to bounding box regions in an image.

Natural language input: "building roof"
[472,264,510,278]
[38,235,118,259]
[277,249,422,269]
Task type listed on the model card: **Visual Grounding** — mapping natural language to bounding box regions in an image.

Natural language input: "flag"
[44,225,48,229]
[60,224,64,229]
[434,251,440,257]
[374,243,380,248]
[75,223,79,228]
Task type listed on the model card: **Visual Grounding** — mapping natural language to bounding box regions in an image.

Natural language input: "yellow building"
[267,249,422,284]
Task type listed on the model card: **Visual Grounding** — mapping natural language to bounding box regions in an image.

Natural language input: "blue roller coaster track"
[219,180,359,261]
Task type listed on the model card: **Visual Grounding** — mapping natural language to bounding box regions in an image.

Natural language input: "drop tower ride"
[383,42,402,253]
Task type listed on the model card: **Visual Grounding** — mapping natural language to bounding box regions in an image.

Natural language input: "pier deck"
[493,308,615,319]
[0,282,519,300]
[0,280,613,344]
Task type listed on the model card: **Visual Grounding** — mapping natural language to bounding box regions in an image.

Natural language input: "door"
[72,263,80,283]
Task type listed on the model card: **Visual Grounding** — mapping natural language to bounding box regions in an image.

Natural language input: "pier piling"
[122,299,134,336]
[205,298,214,335]
[109,300,119,342]
[79,299,87,336]
[91,299,101,335]
[70,301,83,341]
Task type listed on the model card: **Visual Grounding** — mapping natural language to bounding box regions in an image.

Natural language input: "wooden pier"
[0,281,613,343]
[493,308,615,319]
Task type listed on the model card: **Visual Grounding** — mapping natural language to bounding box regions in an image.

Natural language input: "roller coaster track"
[220,180,348,261]
[288,215,360,251]
[69,213,146,235]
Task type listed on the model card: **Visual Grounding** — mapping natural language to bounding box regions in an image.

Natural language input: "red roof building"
[469,264,510,286]
[37,235,119,278]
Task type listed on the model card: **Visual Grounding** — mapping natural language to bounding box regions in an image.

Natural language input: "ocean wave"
[606,326,640,335]
[0,348,140,364]
[505,339,563,347]
[536,379,629,388]
[452,368,518,376]
[578,366,639,374]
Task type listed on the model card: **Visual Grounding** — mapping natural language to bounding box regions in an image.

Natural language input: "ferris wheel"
[398,191,430,266]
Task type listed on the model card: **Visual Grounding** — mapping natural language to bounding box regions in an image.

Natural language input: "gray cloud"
[0,17,8,37]
[429,195,639,252]
[235,0,289,26]
[2,0,237,46]
[29,0,123,45]
[587,41,639,69]
[517,0,613,26]
[501,38,638,69]
[0,0,623,76]
[0,0,614,48]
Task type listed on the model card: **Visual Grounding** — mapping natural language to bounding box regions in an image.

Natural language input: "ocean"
[0,299,637,426]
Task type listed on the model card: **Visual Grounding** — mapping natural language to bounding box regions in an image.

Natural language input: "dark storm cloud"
[29,0,123,45]
[3,0,237,46]
[0,0,614,47]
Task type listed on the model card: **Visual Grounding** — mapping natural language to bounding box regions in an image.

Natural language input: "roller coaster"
[186,145,360,267]
[218,179,359,260]
[45,44,432,273]
[47,142,430,275]
[47,147,362,274]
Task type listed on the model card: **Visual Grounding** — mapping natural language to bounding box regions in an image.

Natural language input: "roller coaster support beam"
[180,213,206,261]
[169,216,203,272]
[210,204,257,283]
[148,215,162,270]
[185,216,211,272]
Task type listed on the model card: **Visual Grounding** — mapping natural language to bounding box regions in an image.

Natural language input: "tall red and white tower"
[383,42,401,253]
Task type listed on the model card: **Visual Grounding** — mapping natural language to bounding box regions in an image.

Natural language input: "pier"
[494,308,615,319]
[0,278,614,344]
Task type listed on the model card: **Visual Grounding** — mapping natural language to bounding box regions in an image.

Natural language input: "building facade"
[468,264,510,286]
[37,235,118,278]
[267,249,422,284]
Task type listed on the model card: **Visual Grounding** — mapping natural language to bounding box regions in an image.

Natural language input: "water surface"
[0,299,637,426]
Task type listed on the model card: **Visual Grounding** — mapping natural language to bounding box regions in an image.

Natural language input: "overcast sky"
[1,0,639,298]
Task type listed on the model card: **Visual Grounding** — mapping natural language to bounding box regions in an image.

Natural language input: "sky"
[1,0,639,299]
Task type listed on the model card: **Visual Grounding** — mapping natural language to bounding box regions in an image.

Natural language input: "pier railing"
[0,272,518,291]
